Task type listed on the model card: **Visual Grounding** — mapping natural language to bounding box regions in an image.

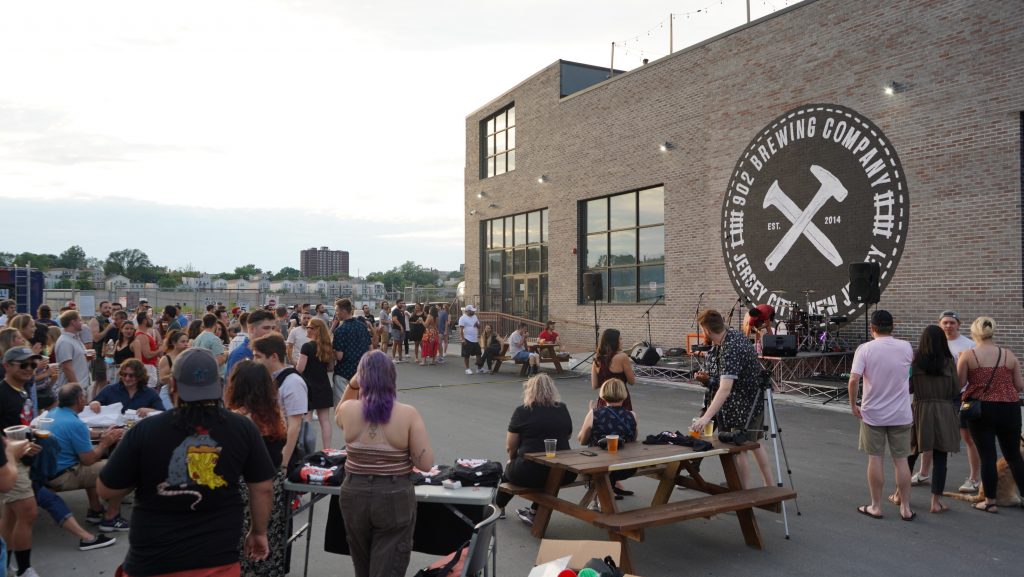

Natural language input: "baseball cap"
[939,310,959,322]
[870,309,894,328]
[2,347,44,364]
[172,348,222,402]
[464,304,476,312]
[139,298,149,303]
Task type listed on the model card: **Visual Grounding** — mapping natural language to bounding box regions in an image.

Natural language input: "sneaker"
[587,500,602,512]
[437,358,446,364]
[418,361,425,366]
[17,569,39,577]
[958,478,980,493]
[79,534,117,551]
[516,507,535,526]
[911,472,930,486]
[478,368,490,374]
[465,369,473,375]
[99,514,130,532]
[498,508,506,520]
[85,508,105,524]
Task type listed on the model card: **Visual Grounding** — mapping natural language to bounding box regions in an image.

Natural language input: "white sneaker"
[478,368,490,374]
[18,568,40,577]
[911,472,930,485]
[465,369,473,375]
[959,478,980,493]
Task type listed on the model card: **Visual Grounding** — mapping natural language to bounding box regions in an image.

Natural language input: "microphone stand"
[639,295,662,347]
[727,296,742,329]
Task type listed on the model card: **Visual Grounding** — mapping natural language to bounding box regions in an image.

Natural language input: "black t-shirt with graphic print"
[99,408,276,577]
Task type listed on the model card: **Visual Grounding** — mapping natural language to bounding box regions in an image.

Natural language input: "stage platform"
[633,351,854,400]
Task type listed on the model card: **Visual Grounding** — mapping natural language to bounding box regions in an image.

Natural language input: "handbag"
[581,555,625,577]
[960,348,1000,422]
[412,540,470,577]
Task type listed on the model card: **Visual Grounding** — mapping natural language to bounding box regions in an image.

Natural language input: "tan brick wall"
[465,0,1024,352]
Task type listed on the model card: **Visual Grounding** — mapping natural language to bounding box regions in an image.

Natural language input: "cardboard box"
[531,539,641,577]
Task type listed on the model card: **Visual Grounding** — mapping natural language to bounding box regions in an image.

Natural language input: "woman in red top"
[132,312,161,387]
[956,316,1024,513]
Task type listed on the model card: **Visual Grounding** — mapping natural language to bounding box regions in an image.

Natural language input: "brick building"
[464,0,1024,351]
[300,246,349,278]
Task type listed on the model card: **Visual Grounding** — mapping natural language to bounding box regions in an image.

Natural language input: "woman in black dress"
[296,317,335,450]
[408,303,426,363]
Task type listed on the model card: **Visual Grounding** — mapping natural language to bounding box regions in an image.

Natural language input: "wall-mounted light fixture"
[537,175,548,184]
[884,81,906,96]
[476,191,486,199]
[469,209,478,216]
[659,142,674,152]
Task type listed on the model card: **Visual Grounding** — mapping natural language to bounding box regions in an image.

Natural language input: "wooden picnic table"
[514,440,796,573]
[528,341,565,374]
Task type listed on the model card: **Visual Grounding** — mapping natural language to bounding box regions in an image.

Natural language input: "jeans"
[907,451,948,495]
[339,474,416,577]
[968,401,1024,499]
[34,485,73,526]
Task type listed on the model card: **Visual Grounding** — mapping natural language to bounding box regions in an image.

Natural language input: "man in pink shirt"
[847,309,915,521]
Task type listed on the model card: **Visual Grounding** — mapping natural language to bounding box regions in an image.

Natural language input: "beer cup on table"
[605,434,619,453]
[544,438,557,458]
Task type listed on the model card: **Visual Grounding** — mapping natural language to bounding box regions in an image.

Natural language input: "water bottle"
[104,340,116,382]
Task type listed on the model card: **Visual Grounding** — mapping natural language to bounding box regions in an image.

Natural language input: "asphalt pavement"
[31,348,1023,576]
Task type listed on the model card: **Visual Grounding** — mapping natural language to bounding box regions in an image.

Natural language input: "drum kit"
[773,290,849,352]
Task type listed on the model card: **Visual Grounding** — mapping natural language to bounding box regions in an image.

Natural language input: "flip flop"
[931,504,949,514]
[887,493,901,506]
[900,511,917,521]
[974,502,999,514]
[857,505,883,519]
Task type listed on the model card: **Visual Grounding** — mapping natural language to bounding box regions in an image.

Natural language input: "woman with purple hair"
[334,350,434,577]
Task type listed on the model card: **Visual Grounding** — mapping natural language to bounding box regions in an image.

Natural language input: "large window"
[482,208,548,320]
[482,105,516,178]
[583,186,665,303]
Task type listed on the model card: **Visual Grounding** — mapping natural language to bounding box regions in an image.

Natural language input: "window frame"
[580,185,665,304]
[480,104,516,179]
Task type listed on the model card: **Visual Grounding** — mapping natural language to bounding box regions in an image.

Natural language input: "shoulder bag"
[960,347,1000,422]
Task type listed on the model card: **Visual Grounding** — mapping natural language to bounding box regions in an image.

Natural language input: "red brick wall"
[465,0,1024,352]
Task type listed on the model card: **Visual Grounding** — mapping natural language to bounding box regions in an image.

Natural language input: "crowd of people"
[1,294,1023,577]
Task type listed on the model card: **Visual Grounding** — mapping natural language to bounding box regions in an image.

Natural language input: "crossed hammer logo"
[763,165,848,271]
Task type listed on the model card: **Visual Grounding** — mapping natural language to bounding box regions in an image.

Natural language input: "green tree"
[56,279,73,289]
[271,267,301,281]
[0,252,14,267]
[157,277,179,289]
[234,264,262,278]
[13,252,57,269]
[74,279,93,290]
[104,249,153,280]
[57,245,88,269]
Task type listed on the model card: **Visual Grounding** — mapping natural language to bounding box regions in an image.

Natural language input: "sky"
[0,0,791,276]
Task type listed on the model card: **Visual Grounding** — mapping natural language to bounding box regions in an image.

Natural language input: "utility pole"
[669,13,673,54]
[609,42,615,77]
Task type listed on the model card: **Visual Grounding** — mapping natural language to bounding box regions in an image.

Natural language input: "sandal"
[887,493,901,506]
[857,505,883,519]
[974,502,999,514]
[900,511,916,521]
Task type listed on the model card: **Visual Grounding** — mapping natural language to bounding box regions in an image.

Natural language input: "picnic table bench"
[490,341,568,375]
[509,441,796,573]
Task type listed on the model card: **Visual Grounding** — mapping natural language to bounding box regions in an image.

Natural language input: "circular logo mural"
[721,104,908,319]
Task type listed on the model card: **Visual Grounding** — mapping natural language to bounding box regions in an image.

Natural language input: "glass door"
[511,275,542,322]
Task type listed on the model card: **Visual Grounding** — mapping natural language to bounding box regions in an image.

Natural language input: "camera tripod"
[757,375,800,538]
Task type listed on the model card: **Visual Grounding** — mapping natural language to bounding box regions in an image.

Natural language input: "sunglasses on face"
[18,362,38,370]
[120,372,142,379]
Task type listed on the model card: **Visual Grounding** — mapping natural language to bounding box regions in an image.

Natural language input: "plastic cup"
[85,349,96,361]
[34,417,54,439]
[690,418,701,438]
[3,425,30,440]
[703,420,715,438]
[544,438,557,458]
[605,434,619,454]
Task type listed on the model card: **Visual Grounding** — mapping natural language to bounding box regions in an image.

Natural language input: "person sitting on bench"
[477,325,502,374]
[508,324,540,376]
[577,378,638,508]
[496,374,575,525]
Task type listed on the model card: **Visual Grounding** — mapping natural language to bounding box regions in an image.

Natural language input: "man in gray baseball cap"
[98,348,276,576]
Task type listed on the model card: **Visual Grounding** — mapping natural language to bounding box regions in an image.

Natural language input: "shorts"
[859,422,912,458]
[959,409,970,430]
[47,461,104,492]
[90,357,108,381]
[0,463,35,505]
[461,341,482,358]
[390,328,403,342]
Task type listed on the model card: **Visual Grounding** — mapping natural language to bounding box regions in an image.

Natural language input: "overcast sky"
[0,0,789,276]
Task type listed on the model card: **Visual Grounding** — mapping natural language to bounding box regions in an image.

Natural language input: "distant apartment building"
[300,246,349,277]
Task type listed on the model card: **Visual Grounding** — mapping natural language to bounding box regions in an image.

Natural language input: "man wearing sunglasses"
[0,347,44,577]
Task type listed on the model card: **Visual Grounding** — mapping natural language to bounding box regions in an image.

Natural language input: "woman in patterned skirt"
[226,360,289,577]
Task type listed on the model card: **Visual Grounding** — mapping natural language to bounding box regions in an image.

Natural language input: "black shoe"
[80,534,117,551]
[612,486,634,496]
